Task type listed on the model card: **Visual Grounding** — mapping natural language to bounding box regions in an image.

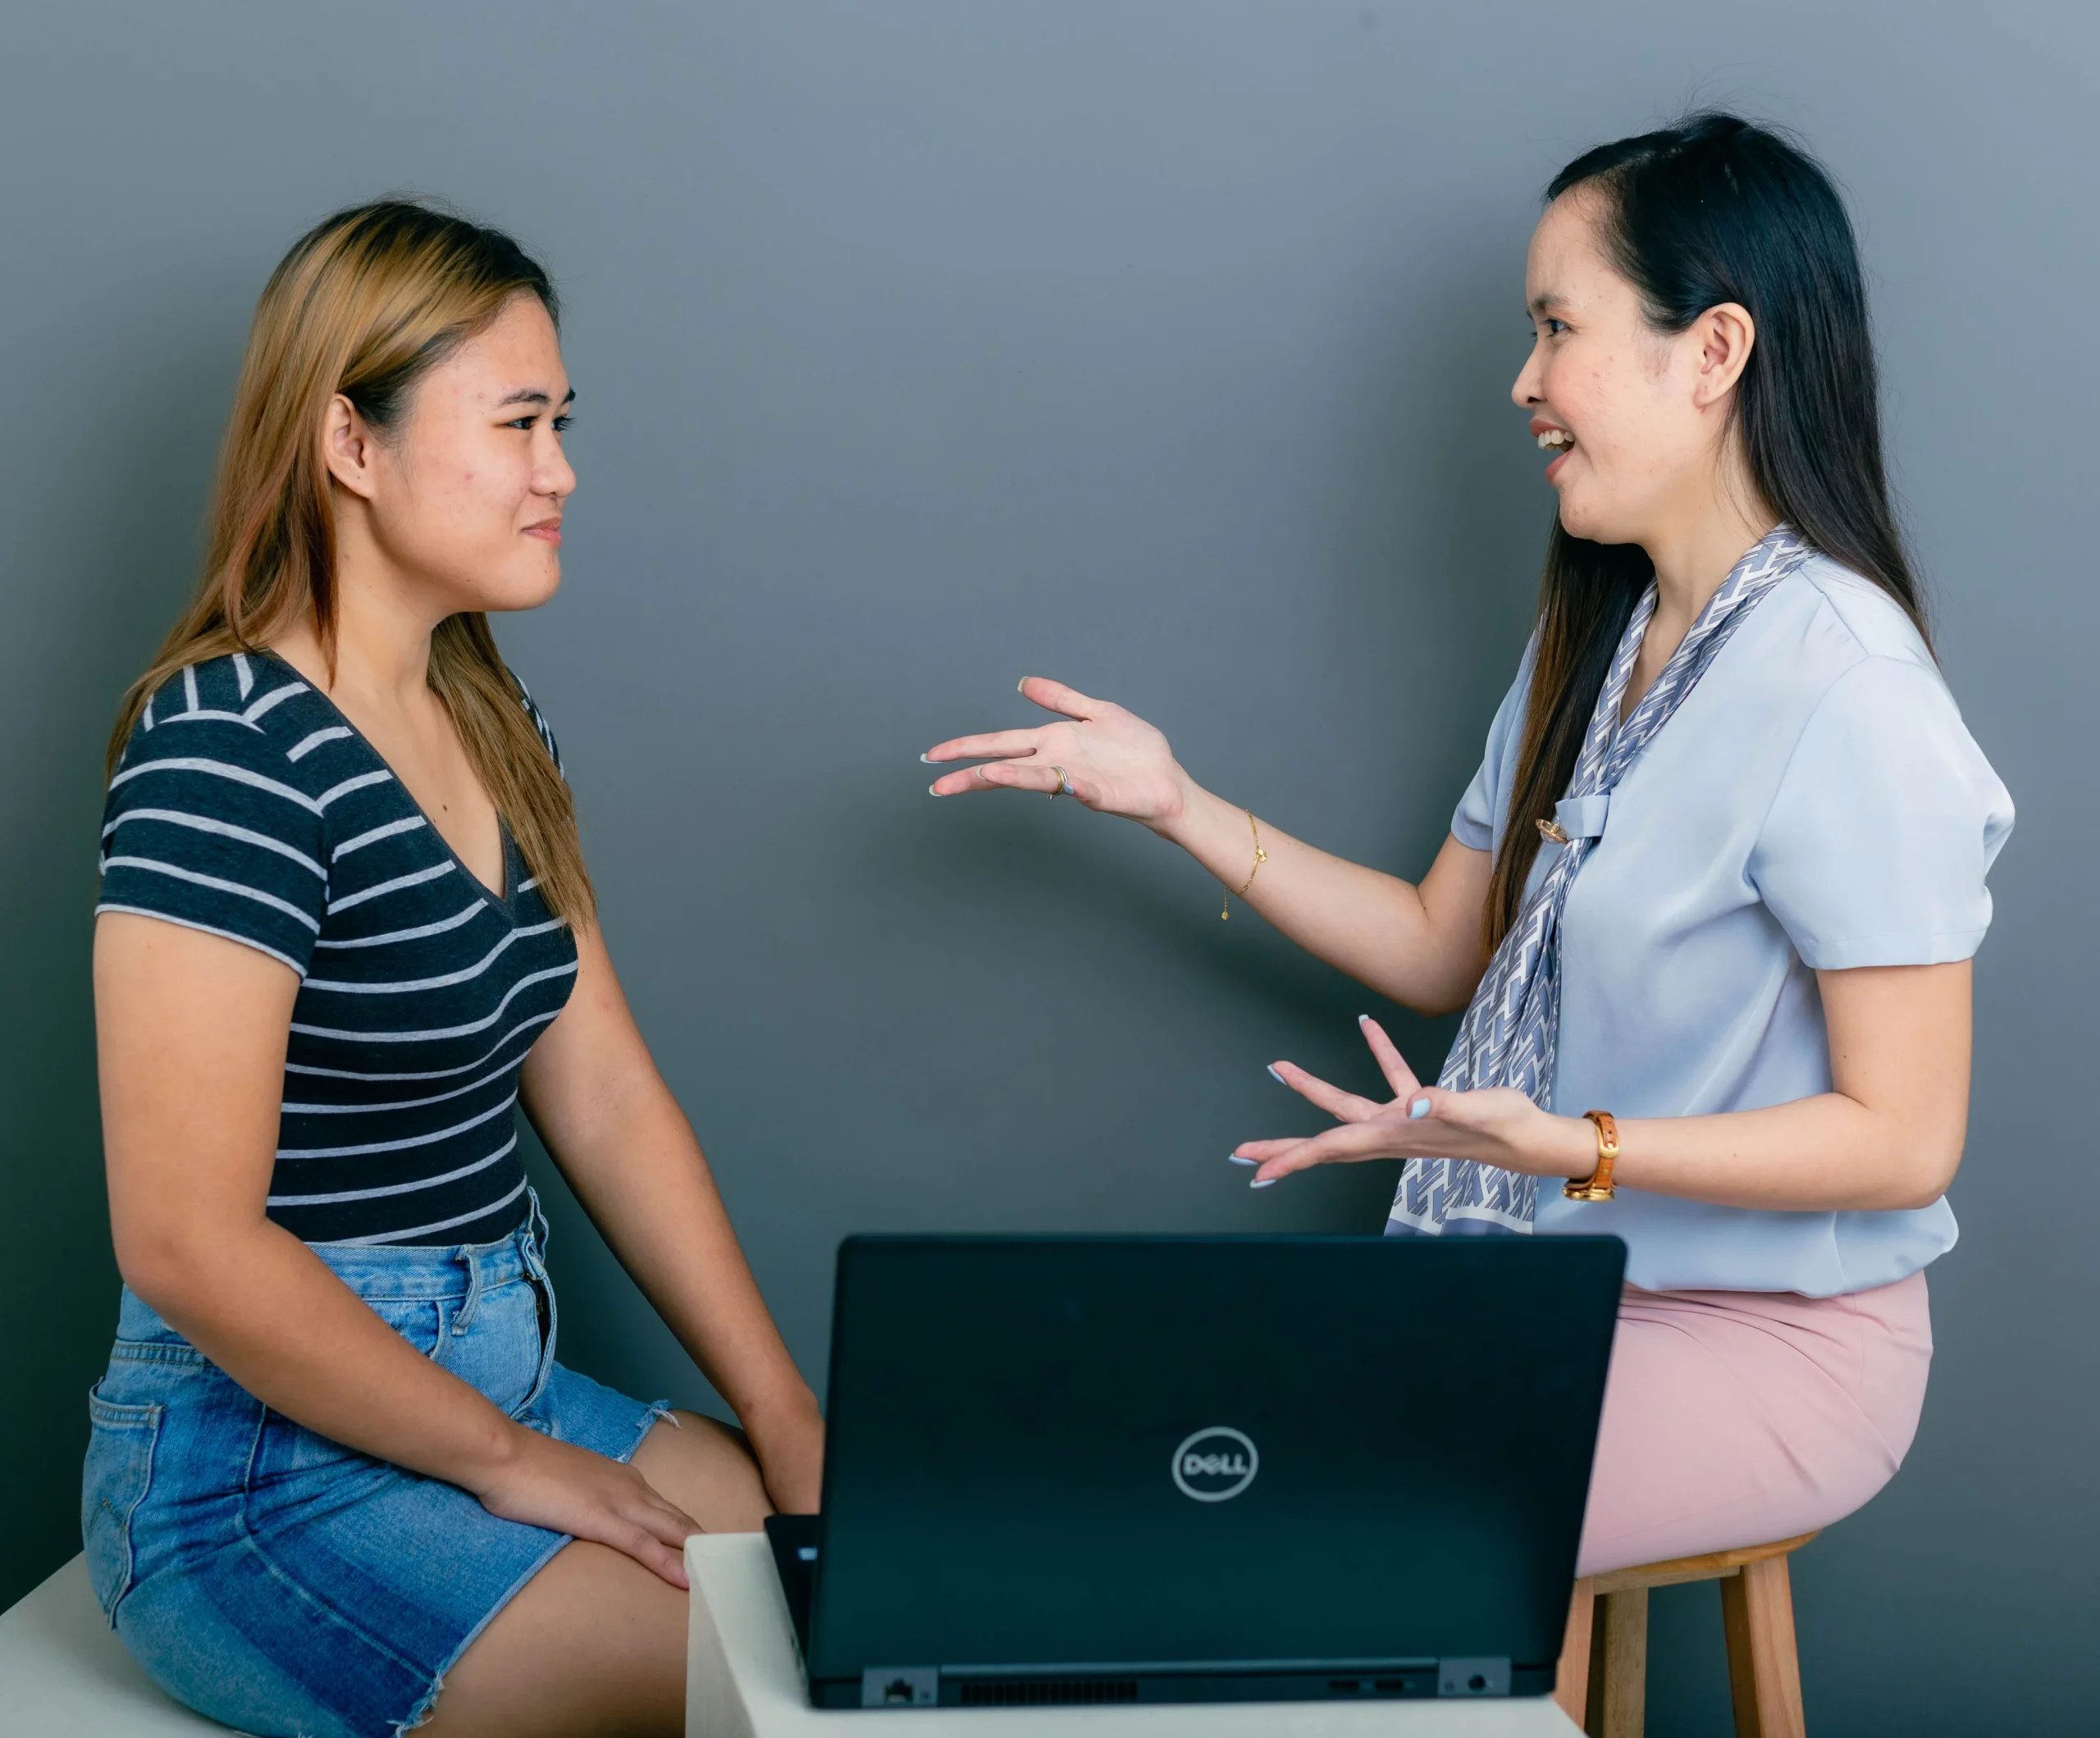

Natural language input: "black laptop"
[766,1234,1623,1709]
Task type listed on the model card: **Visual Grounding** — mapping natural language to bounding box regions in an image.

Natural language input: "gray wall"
[3,2,2093,1729]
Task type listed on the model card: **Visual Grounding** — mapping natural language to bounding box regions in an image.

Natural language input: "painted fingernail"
[1249,1176,1278,1189]
[1408,1097,1431,1120]
[1358,1013,1371,1025]
[1017,677,1029,693]
[1266,1065,1285,1083]
[1227,1154,1258,1166]
[920,753,938,764]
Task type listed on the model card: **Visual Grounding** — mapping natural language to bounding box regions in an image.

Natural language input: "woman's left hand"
[746,1398,826,1516]
[1232,1015,1594,1186]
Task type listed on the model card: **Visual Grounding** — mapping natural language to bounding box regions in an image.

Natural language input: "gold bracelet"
[1221,810,1268,920]
[1562,1110,1620,1202]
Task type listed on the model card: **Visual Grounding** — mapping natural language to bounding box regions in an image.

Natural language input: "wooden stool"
[1553,1531,1817,1738]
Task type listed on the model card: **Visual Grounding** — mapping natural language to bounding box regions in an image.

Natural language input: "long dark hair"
[1486,112,1927,947]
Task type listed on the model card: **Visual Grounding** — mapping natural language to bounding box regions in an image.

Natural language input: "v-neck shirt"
[1442,554,2013,1294]
[97,651,579,1246]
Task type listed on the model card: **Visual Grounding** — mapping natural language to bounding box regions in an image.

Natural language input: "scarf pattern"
[1386,524,1814,1236]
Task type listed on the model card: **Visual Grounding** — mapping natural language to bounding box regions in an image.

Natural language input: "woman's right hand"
[472,1424,701,1589]
[919,677,1493,1016]
[924,678,1190,829]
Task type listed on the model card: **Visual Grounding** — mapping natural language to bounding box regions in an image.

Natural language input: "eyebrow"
[495,387,577,409]
[1527,293,1568,317]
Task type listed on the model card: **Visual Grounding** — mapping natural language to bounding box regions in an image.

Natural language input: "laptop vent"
[958,1678,1139,1707]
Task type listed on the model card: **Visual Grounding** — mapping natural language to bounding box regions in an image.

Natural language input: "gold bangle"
[1221,810,1268,921]
[1563,1110,1620,1202]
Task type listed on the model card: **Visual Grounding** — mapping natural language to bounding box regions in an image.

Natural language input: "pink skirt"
[1576,1272,1932,1578]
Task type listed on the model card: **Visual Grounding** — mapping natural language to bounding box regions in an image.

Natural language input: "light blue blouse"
[1450,555,2013,1297]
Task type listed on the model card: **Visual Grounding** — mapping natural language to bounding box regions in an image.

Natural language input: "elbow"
[112,1229,194,1319]
[1887,1177,1957,1214]
[1402,967,1489,1022]
[112,1215,245,1321]
[1879,1143,1963,1213]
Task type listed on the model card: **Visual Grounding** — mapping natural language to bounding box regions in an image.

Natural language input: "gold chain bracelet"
[1221,810,1267,920]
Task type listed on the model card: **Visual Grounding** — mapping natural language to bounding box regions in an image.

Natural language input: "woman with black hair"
[926,113,2011,1575]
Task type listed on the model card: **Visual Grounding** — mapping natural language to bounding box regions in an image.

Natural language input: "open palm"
[1233,1015,1554,1187]
[924,677,1188,825]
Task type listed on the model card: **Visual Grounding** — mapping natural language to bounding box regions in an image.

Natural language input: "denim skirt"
[80,1195,670,1738]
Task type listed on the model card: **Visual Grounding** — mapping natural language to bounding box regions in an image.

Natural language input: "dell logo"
[1171,1426,1259,1503]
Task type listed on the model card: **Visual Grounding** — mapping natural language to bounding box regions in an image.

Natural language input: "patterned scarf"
[1386,524,1813,1236]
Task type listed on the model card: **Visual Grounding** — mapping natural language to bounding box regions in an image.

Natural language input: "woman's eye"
[1546,317,1569,336]
[551,415,572,434]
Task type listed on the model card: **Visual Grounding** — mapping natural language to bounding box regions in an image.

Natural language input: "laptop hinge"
[861,1667,938,1708]
[1437,1657,1511,1697]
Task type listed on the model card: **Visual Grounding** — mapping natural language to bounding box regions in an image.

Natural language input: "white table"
[684,1535,1579,1738]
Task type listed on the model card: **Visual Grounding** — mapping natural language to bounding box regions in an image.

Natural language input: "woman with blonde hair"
[84,200,818,1736]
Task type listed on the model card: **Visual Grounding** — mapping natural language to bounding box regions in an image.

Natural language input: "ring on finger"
[1049,764,1068,800]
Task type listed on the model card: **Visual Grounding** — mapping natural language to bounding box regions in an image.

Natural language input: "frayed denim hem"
[395,1398,677,1734]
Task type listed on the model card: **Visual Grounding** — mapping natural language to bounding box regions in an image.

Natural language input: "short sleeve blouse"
[1448,556,2013,1296]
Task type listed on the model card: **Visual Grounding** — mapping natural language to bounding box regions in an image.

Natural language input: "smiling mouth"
[1536,429,1574,452]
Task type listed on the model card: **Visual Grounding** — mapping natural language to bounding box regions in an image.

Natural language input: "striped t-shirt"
[96,651,579,1247]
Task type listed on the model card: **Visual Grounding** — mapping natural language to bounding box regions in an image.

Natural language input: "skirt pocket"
[81,1384,164,1622]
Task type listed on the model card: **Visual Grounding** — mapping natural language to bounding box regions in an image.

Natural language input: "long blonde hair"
[107,198,594,924]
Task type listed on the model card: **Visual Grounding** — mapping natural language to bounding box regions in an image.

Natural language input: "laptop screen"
[804,1234,1623,1694]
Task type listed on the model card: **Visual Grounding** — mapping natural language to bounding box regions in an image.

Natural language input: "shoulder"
[1751,565,2012,841]
[98,654,340,970]
[1725,554,1953,725]
[1791,555,1935,670]
[1750,554,1935,684]
[110,653,341,819]
[126,651,340,749]
[1703,556,2009,833]
[1784,557,1984,740]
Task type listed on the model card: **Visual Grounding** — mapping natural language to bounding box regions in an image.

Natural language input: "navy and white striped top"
[97,651,579,1247]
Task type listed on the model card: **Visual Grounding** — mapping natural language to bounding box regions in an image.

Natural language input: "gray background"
[2,2,2092,1730]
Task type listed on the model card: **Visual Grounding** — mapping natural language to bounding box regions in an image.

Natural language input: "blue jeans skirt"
[80,1196,671,1738]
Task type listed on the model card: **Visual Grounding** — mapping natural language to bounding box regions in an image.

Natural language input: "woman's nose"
[537,439,578,502]
[1511,354,1542,408]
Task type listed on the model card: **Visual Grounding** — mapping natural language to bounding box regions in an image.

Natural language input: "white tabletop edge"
[685,1535,1578,1737]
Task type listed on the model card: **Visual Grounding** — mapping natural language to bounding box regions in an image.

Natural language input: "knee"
[637,1411,772,1533]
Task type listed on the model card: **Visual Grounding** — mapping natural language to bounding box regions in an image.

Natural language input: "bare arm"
[96,912,702,1585]
[925,678,1492,1015]
[1240,961,1971,1213]
[1576,962,1969,1209]
[518,921,823,1511]
[1160,783,1491,1016]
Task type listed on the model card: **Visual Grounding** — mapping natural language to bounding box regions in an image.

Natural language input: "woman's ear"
[1693,302,1757,408]
[320,393,382,500]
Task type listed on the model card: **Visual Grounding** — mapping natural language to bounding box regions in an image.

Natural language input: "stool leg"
[1588,1586,1648,1738]
[1719,1556,1806,1738]
[1555,1580,1596,1726]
